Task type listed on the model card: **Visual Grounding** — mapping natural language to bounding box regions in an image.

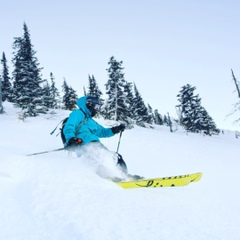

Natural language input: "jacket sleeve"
[63,110,85,144]
[95,121,115,138]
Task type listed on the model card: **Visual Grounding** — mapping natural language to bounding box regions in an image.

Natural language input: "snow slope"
[0,102,240,240]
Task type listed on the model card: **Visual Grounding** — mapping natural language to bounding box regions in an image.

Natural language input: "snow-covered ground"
[1,102,240,240]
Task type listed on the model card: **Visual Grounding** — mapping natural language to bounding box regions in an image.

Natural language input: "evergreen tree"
[163,115,168,125]
[199,107,219,135]
[42,81,52,108]
[87,74,103,116]
[176,84,199,131]
[1,52,12,102]
[11,23,44,116]
[87,75,102,98]
[104,56,129,124]
[167,112,173,132]
[123,81,135,120]
[154,109,163,125]
[49,72,60,108]
[62,79,78,110]
[147,104,154,124]
[67,86,78,110]
[62,79,69,109]
[176,84,218,135]
[0,75,3,113]
[133,83,151,127]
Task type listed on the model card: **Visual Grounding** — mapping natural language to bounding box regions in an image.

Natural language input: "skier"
[63,95,127,177]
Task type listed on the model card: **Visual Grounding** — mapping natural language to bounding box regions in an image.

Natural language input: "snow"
[1,102,240,240]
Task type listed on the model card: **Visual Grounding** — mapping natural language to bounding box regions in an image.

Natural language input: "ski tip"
[190,172,203,182]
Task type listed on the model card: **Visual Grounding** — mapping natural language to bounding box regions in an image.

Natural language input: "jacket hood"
[76,96,91,117]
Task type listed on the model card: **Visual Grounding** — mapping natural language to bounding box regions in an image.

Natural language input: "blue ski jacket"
[63,96,114,146]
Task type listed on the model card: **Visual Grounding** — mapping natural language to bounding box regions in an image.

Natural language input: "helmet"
[86,96,100,117]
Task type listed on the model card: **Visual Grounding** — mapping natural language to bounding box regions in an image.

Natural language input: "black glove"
[111,124,125,134]
[67,137,83,148]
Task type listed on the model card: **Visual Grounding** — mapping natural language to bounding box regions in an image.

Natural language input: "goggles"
[93,103,100,110]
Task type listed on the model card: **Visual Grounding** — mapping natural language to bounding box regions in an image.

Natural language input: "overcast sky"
[1,0,240,130]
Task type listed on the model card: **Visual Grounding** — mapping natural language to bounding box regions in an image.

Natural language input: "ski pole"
[116,130,123,154]
[27,147,66,156]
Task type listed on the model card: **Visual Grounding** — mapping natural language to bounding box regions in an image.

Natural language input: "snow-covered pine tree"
[87,75,102,98]
[163,115,168,126]
[0,75,3,113]
[123,81,135,127]
[42,81,53,109]
[1,52,12,102]
[50,72,60,109]
[67,87,78,110]
[62,79,69,109]
[154,109,163,125]
[199,107,219,135]
[62,79,78,110]
[133,83,152,127]
[167,112,173,132]
[87,74,103,116]
[104,56,130,125]
[176,84,218,135]
[147,104,154,124]
[12,23,45,117]
[176,84,199,132]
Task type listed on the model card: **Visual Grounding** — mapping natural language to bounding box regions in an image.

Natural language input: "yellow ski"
[115,172,202,189]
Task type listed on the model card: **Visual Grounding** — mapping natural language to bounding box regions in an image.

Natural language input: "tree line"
[2,22,234,136]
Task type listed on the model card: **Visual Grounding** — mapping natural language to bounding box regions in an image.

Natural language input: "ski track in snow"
[0,102,240,240]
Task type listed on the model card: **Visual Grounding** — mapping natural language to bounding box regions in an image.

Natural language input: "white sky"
[1,0,240,130]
